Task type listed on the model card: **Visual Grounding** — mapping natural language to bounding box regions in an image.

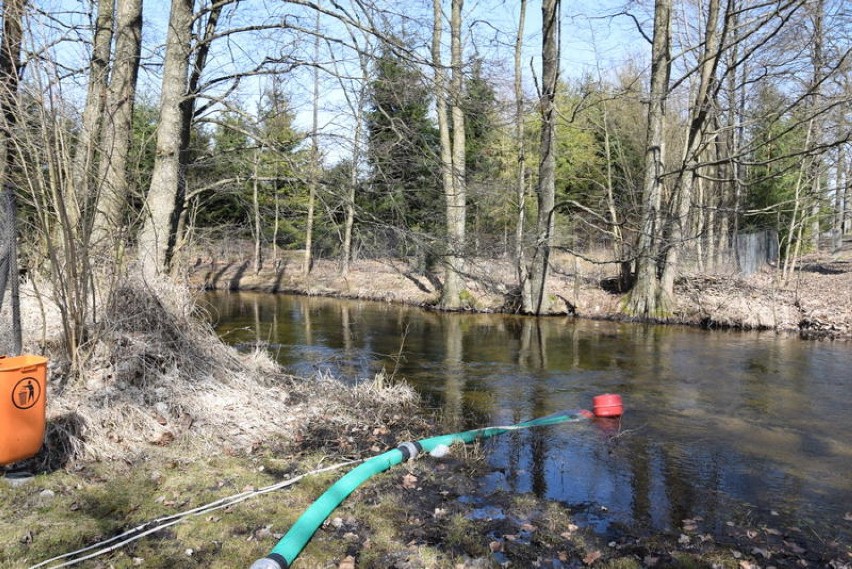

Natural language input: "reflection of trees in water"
[500,318,552,497]
[202,293,852,536]
[628,439,652,526]
[443,316,464,430]
[341,304,352,354]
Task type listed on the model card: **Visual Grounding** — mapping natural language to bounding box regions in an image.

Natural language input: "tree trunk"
[172,1,222,266]
[0,0,24,211]
[304,8,321,277]
[844,149,851,235]
[808,0,824,254]
[623,0,671,318]
[660,0,723,296]
[836,141,847,244]
[341,68,366,276]
[524,0,559,315]
[433,0,467,309]
[68,0,113,232]
[513,0,529,309]
[0,0,25,355]
[137,0,192,278]
[599,96,631,290]
[252,150,263,274]
[443,0,466,308]
[92,0,143,251]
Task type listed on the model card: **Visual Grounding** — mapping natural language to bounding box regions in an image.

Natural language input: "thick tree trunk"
[524,0,559,315]
[137,0,192,278]
[660,0,723,296]
[92,0,143,251]
[68,0,114,232]
[0,0,23,199]
[808,0,824,254]
[433,0,467,309]
[442,0,466,308]
[0,0,25,354]
[432,0,453,298]
[623,0,671,318]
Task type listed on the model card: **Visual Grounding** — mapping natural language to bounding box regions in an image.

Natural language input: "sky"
[30,0,648,163]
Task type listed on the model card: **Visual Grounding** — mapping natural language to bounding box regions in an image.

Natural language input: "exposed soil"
[2,242,850,568]
[185,239,852,340]
[8,402,845,569]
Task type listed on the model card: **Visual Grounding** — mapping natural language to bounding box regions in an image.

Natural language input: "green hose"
[250,410,591,569]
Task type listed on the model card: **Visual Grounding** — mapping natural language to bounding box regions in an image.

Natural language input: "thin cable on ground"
[28,458,363,569]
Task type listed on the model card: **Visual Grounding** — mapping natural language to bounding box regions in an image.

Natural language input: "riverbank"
[4,410,850,568]
[186,246,852,340]
[2,276,850,568]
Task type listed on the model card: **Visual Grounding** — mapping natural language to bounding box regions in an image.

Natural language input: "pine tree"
[365,44,440,255]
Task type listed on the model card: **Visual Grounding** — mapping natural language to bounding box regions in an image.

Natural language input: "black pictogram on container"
[12,377,40,410]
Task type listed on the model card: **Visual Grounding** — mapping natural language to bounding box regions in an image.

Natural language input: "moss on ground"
[3,438,850,569]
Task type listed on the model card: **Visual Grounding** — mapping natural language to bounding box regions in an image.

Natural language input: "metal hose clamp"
[396,441,422,462]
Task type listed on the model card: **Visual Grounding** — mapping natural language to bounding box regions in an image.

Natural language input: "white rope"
[28,458,363,569]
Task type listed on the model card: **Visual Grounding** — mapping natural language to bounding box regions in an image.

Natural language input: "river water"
[202,292,852,543]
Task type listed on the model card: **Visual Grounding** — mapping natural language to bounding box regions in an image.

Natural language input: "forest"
[1,2,851,567]
[1,0,850,362]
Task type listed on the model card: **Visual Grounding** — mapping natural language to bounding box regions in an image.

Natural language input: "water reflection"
[202,292,852,542]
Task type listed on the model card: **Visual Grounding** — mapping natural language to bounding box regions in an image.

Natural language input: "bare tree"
[137,0,194,278]
[659,0,726,296]
[304,8,321,276]
[524,0,560,314]
[624,0,672,318]
[337,28,372,276]
[91,0,143,253]
[0,0,25,355]
[67,0,114,232]
[432,0,467,309]
[139,0,228,277]
[0,0,23,353]
[513,0,528,303]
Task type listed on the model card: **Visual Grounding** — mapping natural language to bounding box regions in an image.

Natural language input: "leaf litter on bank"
[4,276,851,568]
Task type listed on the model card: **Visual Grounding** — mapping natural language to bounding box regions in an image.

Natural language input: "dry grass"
[7,274,420,470]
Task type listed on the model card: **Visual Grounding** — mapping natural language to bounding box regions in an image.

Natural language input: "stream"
[202,291,852,544]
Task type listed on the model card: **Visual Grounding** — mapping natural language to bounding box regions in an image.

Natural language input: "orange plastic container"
[0,355,47,465]
[592,393,623,418]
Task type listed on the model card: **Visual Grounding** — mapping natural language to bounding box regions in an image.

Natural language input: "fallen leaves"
[401,473,418,490]
[560,523,579,539]
[582,549,602,565]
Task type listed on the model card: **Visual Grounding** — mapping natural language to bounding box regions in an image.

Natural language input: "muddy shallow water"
[202,292,852,545]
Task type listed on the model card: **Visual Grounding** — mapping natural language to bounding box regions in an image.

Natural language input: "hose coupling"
[249,553,288,569]
[396,441,423,462]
